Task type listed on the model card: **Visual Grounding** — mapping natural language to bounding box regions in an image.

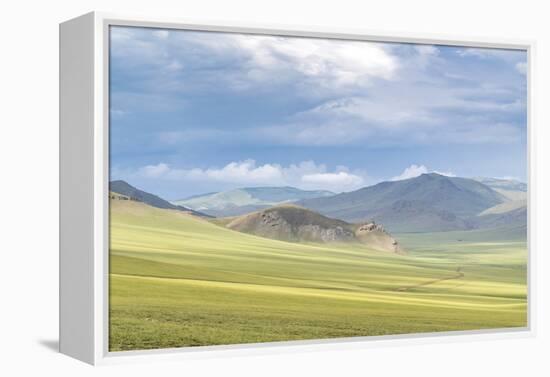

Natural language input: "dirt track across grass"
[396,267,464,292]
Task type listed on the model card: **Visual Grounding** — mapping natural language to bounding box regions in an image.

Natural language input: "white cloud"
[166,60,183,71]
[456,48,527,77]
[391,164,429,181]
[110,27,133,42]
[497,175,520,181]
[152,30,170,39]
[127,160,367,192]
[110,27,184,78]
[516,62,527,75]
[456,48,519,60]
[391,164,455,181]
[410,45,441,69]
[157,129,229,144]
[414,45,439,56]
[433,170,456,177]
[258,89,524,147]
[139,163,170,178]
[110,27,527,150]
[110,109,127,117]
[113,27,399,93]
[229,35,398,87]
[301,172,364,188]
[456,48,493,58]
[189,160,284,183]
[308,96,436,126]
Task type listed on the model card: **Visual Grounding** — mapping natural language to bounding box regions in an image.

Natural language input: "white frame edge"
[59,12,96,364]
[59,11,536,366]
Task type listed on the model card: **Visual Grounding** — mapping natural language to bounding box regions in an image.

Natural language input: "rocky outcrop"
[225,205,404,254]
[355,221,404,254]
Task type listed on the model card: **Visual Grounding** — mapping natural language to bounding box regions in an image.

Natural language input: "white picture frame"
[59,11,536,365]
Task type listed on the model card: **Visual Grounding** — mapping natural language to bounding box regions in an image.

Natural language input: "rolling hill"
[473,177,527,201]
[299,173,510,233]
[109,198,527,350]
[473,177,527,193]
[475,207,527,230]
[472,177,527,230]
[110,180,211,217]
[223,205,403,253]
[478,199,527,216]
[172,186,334,217]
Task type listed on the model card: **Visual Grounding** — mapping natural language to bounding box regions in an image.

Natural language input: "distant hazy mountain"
[172,186,334,217]
[299,173,508,233]
[475,206,527,230]
[478,199,527,216]
[472,177,527,231]
[223,204,403,253]
[472,177,527,202]
[473,177,527,192]
[110,180,211,217]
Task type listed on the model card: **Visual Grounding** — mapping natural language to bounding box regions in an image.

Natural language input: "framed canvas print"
[59,12,534,365]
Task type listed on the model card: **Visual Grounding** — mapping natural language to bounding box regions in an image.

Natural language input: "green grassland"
[109,200,527,351]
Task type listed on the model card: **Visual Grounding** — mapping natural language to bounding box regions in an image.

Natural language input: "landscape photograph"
[108,26,528,351]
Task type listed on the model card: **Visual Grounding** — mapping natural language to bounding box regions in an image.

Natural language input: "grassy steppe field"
[109,200,527,351]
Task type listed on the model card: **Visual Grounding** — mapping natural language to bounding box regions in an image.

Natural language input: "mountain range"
[473,176,527,193]
[110,180,211,217]
[111,173,527,234]
[172,186,334,217]
[472,177,527,201]
[298,173,527,233]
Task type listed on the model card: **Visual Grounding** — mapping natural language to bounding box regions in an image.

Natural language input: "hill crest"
[110,180,211,218]
[225,205,403,253]
[299,173,509,232]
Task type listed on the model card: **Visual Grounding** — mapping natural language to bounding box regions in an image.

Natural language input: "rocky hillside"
[299,173,510,232]
[224,205,403,253]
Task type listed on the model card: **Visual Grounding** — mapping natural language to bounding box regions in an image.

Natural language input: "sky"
[109,26,527,200]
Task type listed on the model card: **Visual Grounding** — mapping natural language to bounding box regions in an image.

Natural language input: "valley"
[109,195,527,351]
[105,28,529,354]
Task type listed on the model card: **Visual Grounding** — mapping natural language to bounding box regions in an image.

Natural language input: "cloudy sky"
[109,26,527,200]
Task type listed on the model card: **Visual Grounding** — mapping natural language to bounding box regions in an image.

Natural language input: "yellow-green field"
[109,200,527,351]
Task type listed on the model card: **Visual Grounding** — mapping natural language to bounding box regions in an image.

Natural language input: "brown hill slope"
[225,205,404,254]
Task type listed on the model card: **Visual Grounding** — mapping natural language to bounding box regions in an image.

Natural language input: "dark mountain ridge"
[110,180,212,218]
[299,173,511,233]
